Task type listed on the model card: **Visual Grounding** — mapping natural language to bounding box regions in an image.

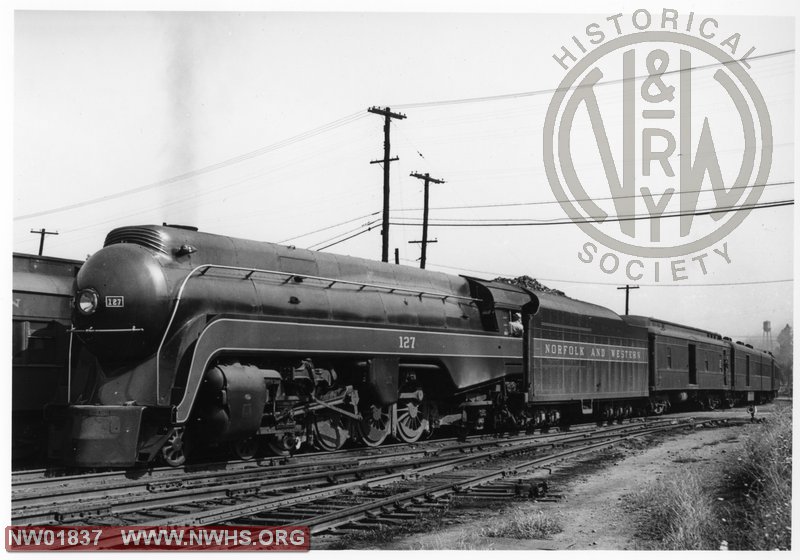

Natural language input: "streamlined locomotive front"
[48,230,188,466]
[73,241,173,362]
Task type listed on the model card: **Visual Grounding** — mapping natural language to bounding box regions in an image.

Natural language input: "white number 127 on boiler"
[399,336,416,349]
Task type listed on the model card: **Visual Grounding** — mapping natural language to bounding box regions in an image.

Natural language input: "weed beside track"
[628,404,791,550]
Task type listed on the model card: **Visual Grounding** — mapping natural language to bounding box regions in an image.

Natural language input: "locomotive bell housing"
[73,243,171,361]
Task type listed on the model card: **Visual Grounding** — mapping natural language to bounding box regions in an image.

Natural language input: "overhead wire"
[315,223,379,251]
[279,211,381,244]
[390,199,794,227]
[415,260,793,288]
[19,46,794,262]
[307,219,381,251]
[392,49,795,109]
[286,194,793,254]
[391,180,794,214]
[14,111,367,221]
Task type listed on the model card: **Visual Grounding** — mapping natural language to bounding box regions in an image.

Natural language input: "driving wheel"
[355,404,391,447]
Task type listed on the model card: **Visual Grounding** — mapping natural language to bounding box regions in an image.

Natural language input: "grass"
[629,405,792,550]
[409,507,562,549]
[723,405,792,550]
[481,507,563,540]
[416,531,496,550]
[338,502,562,549]
[629,470,724,549]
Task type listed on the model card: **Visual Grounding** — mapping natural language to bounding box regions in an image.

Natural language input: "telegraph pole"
[368,106,406,262]
[409,172,445,269]
[617,284,640,315]
[30,228,58,256]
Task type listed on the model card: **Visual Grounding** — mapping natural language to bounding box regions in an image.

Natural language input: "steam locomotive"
[46,225,777,467]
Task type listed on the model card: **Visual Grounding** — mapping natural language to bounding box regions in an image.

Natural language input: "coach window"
[746,355,751,386]
[705,355,709,371]
[12,322,26,364]
[13,321,59,366]
[666,347,672,369]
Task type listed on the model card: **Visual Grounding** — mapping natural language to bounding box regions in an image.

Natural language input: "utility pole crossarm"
[370,157,399,165]
[410,172,445,185]
[617,284,640,315]
[367,106,407,120]
[30,228,58,256]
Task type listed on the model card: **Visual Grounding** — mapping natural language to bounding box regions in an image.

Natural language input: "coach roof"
[623,315,730,345]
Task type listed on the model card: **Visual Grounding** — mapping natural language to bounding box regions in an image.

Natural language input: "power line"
[390,199,794,227]
[579,278,793,288]
[392,180,794,213]
[393,49,794,109]
[279,211,380,244]
[415,260,793,288]
[307,219,381,251]
[14,111,367,221]
[290,197,792,253]
[316,224,378,251]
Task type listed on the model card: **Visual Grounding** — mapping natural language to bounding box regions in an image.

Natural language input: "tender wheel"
[161,427,189,467]
[355,404,391,447]
[232,437,259,461]
[312,413,349,451]
[396,401,428,443]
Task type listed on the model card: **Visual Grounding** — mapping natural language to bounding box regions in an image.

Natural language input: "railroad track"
[14,427,595,525]
[13,415,738,528]
[231,417,746,539]
[12,428,565,485]
[12,428,588,521]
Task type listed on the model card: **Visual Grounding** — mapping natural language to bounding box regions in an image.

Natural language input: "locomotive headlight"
[77,288,99,315]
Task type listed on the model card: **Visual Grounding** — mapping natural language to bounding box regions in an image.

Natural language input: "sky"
[9,3,797,346]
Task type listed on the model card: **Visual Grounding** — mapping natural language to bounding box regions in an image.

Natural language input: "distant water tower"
[762,320,773,350]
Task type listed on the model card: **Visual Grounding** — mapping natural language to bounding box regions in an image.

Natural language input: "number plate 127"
[105,296,125,308]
